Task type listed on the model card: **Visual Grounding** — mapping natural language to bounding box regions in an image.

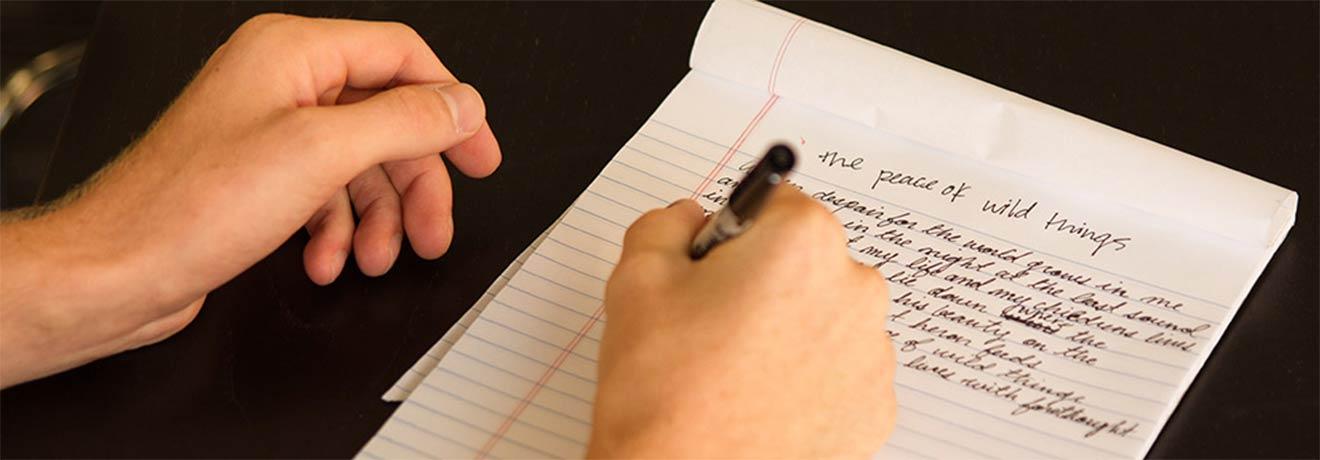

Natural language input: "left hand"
[0,14,499,388]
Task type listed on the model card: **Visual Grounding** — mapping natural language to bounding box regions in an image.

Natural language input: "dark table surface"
[2,2,1316,458]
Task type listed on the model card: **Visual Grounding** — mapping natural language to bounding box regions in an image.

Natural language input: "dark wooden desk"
[3,2,1316,458]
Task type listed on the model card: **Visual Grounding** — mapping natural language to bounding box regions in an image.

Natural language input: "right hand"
[590,186,897,458]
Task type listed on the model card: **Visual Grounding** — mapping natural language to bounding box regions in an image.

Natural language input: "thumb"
[299,82,486,173]
[619,199,707,265]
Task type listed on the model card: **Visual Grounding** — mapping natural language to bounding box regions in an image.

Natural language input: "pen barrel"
[689,144,795,259]
[689,209,748,259]
[727,144,795,218]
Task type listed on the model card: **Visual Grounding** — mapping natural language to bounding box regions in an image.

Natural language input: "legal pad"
[361,1,1298,458]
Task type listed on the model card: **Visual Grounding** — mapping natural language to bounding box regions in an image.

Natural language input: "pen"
[689,144,797,259]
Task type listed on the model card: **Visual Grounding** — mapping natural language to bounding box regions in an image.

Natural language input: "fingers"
[383,155,455,259]
[751,184,826,226]
[347,166,404,276]
[748,185,849,251]
[444,122,502,178]
[619,200,707,265]
[227,16,501,274]
[234,15,455,105]
[333,86,379,106]
[298,78,495,265]
[295,82,487,177]
[306,18,453,89]
[740,186,887,309]
[303,189,354,285]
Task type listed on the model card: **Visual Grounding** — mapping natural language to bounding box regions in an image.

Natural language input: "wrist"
[0,208,163,387]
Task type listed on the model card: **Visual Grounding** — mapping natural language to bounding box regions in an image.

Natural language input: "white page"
[360,71,1293,459]
[691,0,1296,251]
[360,2,1296,458]
[382,228,555,402]
[386,0,1295,398]
[384,0,1292,401]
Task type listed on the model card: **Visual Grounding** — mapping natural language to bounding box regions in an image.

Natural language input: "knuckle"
[858,264,889,296]
[777,190,832,227]
[771,194,842,247]
[227,14,315,65]
[216,15,305,72]
[636,207,669,225]
[624,208,666,241]
[610,253,669,293]
[384,21,424,42]
[236,13,296,37]
[797,198,839,231]
[391,23,435,60]
[245,12,288,25]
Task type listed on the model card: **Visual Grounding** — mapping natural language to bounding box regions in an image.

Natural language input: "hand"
[0,15,499,388]
[589,186,897,458]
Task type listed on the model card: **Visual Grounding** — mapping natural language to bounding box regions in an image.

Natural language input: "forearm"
[0,210,156,387]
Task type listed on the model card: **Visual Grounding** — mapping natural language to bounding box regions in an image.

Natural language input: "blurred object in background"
[2,42,86,132]
[1,1,100,210]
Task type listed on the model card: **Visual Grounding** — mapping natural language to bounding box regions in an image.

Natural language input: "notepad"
[382,227,556,402]
[361,1,1297,458]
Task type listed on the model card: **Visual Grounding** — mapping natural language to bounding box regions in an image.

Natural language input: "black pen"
[689,144,797,259]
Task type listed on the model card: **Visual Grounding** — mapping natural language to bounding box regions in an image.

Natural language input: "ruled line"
[634,124,1225,324]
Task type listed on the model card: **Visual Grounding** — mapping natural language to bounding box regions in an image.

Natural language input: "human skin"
[590,189,897,458]
[0,14,896,457]
[0,14,501,388]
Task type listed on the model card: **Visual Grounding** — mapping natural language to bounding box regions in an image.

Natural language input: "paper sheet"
[362,1,1296,458]
[383,228,555,402]
[691,0,1295,250]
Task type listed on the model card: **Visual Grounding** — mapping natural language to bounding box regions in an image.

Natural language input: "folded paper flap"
[692,0,1296,247]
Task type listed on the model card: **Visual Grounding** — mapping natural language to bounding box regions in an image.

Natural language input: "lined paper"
[383,228,556,402]
[362,1,1296,458]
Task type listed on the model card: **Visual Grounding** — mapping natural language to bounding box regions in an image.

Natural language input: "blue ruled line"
[578,183,1173,413]
[613,140,1206,364]
[642,118,1230,311]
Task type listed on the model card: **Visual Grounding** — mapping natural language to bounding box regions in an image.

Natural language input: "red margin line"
[768,19,806,94]
[477,17,810,460]
[692,18,804,199]
[476,305,606,459]
[690,95,780,199]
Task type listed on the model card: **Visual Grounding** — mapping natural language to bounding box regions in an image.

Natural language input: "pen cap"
[729,144,796,218]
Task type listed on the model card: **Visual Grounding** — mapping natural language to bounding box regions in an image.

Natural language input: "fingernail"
[433,83,485,135]
[667,199,686,208]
